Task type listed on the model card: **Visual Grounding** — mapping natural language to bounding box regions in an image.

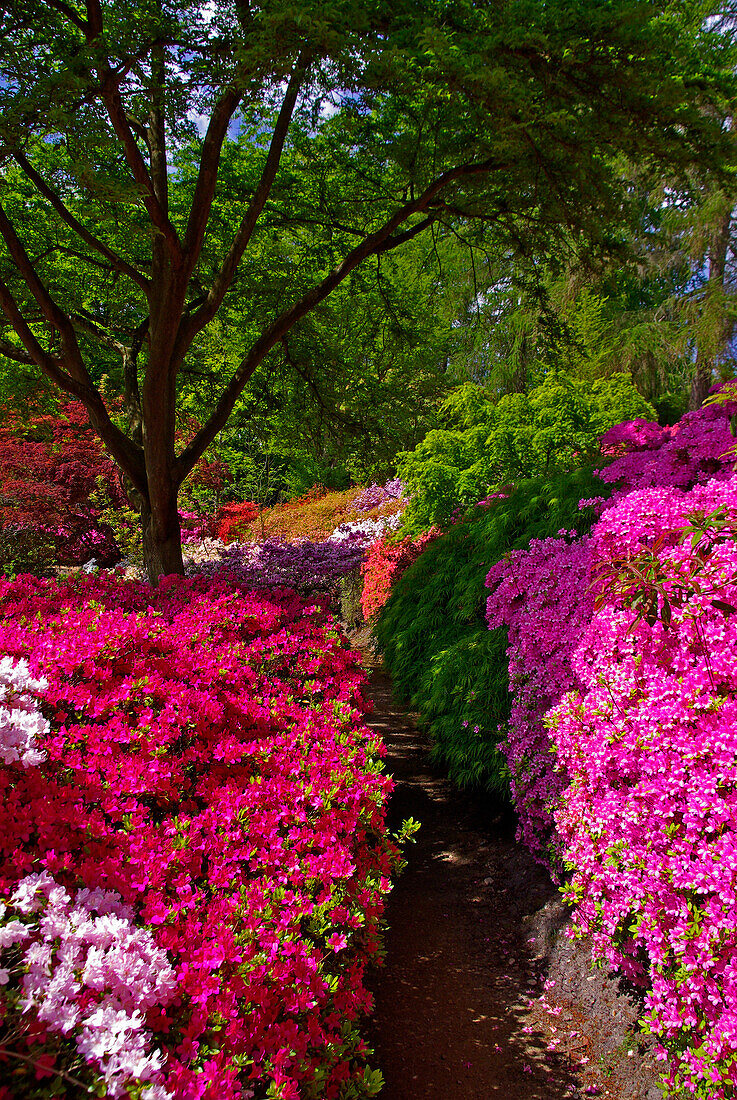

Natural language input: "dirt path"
[360,656,663,1100]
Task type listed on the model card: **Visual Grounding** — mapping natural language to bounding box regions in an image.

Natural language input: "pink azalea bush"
[1,873,177,1100]
[485,400,737,1095]
[351,479,404,514]
[0,573,397,1099]
[486,400,737,854]
[179,511,219,545]
[328,512,404,549]
[551,477,737,1098]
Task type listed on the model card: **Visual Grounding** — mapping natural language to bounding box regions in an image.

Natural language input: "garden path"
[358,649,662,1100]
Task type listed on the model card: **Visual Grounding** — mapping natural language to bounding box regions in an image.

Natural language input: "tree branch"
[374,214,436,254]
[85,1,182,261]
[176,154,506,478]
[0,215,147,490]
[43,0,89,33]
[148,40,168,213]
[0,202,89,382]
[0,338,35,365]
[10,148,151,292]
[182,87,242,263]
[179,52,310,348]
[69,310,130,355]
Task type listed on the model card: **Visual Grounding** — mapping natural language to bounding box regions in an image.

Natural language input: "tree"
[0,0,732,581]
[188,227,492,492]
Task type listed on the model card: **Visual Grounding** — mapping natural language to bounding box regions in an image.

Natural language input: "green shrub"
[376,466,611,796]
[397,371,653,533]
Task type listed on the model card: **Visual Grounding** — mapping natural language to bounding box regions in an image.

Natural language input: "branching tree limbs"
[0,0,733,579]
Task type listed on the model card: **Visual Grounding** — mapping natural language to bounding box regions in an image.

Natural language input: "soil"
[356,642,666,1100]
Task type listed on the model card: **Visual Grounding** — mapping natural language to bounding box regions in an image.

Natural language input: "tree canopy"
[0,0,733,579]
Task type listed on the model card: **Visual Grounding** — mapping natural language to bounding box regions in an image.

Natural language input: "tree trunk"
[689,351,713,410]
[141,495,184,584]
[690,170,735,410]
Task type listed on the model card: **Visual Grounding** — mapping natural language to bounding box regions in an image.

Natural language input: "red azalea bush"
[216,501,260,544]
[360,531,438,623]
[484,400,737,1095]
[0,573,397,1099]
[0,401,126,568]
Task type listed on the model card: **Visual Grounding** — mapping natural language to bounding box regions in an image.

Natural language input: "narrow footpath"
[359,653,663,1100]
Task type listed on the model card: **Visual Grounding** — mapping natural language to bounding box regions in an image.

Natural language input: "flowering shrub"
[484,399,737,859]
[485,534,593,860]
[190,537,367,595]
[176,511,219,545]
[597,400,736,495]
[360,532,438,623]
[481,400,737,1095]
[328,512,403,550]
[0,573,397,1099]
[229,486,405,546]
[598,417,665,455]
[0,656,48,769]
[231,488,363,544]
[215,501,259,544]
[351,480,404,514]
[550,477,737,1098]
[2,873,177,1100]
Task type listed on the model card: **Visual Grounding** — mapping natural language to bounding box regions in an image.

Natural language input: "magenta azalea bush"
[485,399,737,1096]
[552,478,737,1098]
[0,573,396,1100]
[485,532,593,859]
[597,401,736,494]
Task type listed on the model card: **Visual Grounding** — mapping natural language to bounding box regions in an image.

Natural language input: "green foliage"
[654,390,690,426]
[0,0,733,576]
[376,466,612,795]
[398,371,654,532]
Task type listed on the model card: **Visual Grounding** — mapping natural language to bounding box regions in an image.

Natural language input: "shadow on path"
[362,662,589,1100]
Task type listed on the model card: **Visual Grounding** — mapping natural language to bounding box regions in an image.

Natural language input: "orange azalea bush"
[227,488,404,544]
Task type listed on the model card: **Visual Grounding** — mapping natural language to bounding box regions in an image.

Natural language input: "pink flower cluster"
[485,400,737,1094]
[2,872,176,1099]
[178,511,219,544]
[0,573,397,1099]
[597,401,736,494]
[351,478,404,514]
[328,512,403,548]
[552,477,737,1097]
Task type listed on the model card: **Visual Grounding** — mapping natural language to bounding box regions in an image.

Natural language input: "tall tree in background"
[676,114,737,408]
[0,0,732,580]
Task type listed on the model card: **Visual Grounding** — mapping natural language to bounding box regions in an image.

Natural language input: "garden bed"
[0,573,397,1099]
